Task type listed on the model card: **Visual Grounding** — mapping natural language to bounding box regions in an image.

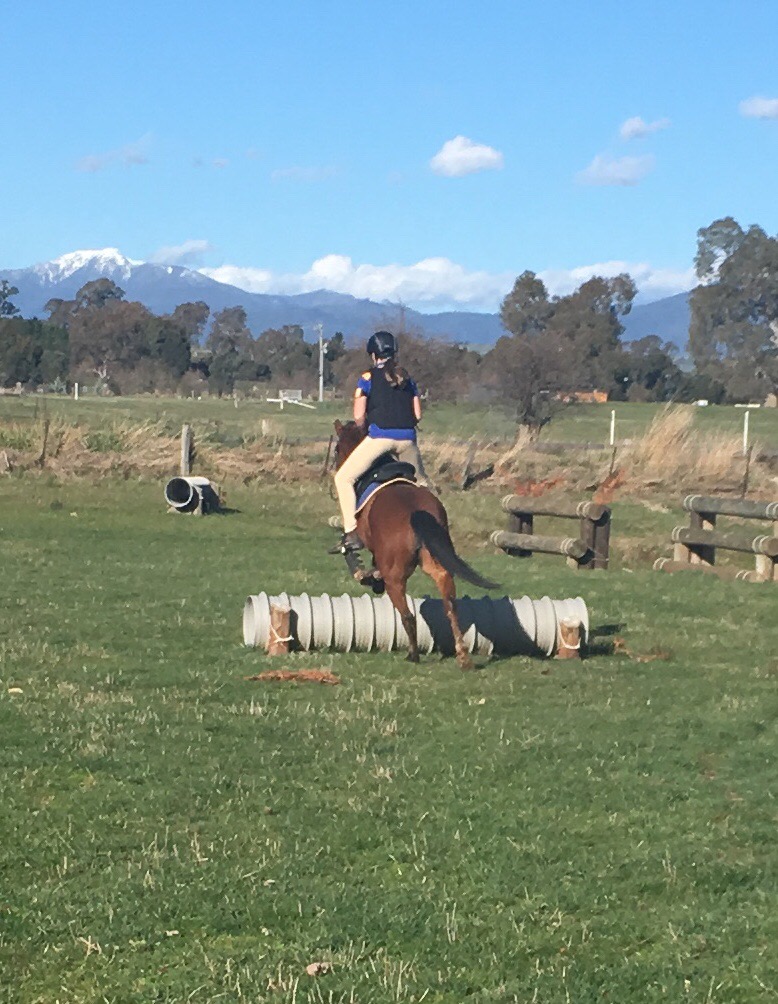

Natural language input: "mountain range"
[1,249,692,350]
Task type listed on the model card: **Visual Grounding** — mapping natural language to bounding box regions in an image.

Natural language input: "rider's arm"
[354,371,371,429]
[409,377,422,424]
[353,393,367,428]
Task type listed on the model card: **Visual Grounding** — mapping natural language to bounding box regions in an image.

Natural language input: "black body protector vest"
[365,365,416,430]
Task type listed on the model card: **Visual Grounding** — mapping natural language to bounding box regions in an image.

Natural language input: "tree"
[493,271,637,422]
[690,217,778,399]
[171,301,210,344]
[0,280,20,317]
[145,316,192,377]
[75,278,125,310]
[499,271,553,337]
[205,307,256,395]
[254,325,313,380]
[324,331,346,386]
[693,216,746,283]
[68,299,152,382]
[548,275,636,391]
[482,333,558,432]
[0,317,68,387]
[611,336,682,402]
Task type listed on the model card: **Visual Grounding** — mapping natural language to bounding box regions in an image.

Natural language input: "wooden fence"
[490,495,611,570]
[654,494,778,583]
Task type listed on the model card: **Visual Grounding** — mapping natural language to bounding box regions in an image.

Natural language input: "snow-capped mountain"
[1,249,508,344]
[1,249,692,348]
[32,248,141,283]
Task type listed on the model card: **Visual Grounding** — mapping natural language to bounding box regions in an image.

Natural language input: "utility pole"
[316,323,327,403]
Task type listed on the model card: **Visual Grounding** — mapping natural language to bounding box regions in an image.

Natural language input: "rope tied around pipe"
[269,624,294,644]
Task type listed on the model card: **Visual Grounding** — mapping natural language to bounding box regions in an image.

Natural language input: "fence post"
[579,512,595,569]
[688,510,716,566]
[181,424,193,477]
[507,508,533,557]
[755,520,778,581]
[593,510,611,570]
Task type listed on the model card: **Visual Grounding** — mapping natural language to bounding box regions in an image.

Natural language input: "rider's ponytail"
[382,358,410,389]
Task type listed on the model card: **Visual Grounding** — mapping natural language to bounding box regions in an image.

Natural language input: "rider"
[333,330,431,552]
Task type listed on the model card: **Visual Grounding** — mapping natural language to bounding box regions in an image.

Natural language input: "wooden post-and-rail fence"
[491,496,611,570]
[654,494,778,583]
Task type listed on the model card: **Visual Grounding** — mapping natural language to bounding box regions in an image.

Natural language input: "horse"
[332,420,498,670]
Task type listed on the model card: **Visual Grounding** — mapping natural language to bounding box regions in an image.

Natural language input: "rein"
[320,434,334,480]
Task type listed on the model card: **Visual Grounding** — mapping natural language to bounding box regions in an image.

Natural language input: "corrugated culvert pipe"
[164,476,218,513]
[243,592,589,658]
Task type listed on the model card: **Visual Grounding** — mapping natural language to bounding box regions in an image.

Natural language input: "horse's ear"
[334,420,343,434]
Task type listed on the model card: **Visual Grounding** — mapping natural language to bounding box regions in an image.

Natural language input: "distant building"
[555,390,609,404]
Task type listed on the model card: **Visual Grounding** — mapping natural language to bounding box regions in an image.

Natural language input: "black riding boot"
[327,529,364,554]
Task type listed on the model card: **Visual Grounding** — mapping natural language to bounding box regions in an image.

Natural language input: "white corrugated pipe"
[164,476,218,513]
[243,592,589,658]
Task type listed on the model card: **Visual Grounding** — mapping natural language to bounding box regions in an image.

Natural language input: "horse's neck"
[343,429,366,458]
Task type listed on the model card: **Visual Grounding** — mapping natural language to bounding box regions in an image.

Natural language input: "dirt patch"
[246,669,341,685]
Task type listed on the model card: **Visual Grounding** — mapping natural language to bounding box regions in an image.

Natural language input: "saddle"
[354,454,417,502]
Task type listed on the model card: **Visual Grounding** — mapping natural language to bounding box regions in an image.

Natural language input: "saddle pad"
[355,478,418,515]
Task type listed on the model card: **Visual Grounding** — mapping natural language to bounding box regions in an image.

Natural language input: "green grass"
[3,394,777,448]
[1,479,777,1003]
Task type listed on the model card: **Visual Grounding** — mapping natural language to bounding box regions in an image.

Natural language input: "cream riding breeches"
[394,438,431,490]
[334,436,431,532]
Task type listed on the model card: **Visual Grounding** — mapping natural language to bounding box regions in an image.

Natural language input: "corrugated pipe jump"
[243,592,589,658]
[164,476,217,513]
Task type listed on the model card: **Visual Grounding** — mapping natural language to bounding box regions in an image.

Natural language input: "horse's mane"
[334,419,366,464]
[338,420,366,442]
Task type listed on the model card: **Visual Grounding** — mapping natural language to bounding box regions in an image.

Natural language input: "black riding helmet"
[366,330,396,359]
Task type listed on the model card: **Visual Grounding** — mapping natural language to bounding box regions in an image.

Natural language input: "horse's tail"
[410,510,500,591]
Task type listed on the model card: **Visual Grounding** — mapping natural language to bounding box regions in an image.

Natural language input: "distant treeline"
[2,216,776,420]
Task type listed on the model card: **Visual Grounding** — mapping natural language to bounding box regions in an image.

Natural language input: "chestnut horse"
[333,420,498,670]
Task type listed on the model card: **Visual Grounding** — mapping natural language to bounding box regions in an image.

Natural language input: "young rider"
[333,330,431,552]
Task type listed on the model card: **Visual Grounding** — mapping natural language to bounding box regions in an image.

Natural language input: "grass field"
[2,470,777,1003]
[2,394,778,449]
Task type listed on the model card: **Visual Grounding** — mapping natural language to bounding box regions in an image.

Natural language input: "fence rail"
[655,494,778,583]
[492,495,611,570]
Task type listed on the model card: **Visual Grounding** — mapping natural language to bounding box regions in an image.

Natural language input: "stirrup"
[327,531,364,554]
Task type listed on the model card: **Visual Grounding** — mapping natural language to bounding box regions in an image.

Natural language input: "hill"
[620,291,691,349]
[1,249,692,349]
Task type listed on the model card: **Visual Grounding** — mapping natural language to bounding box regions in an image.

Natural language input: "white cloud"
[151,240,214,267]
[538,261,695,301]
[76,134,152,172]
[202,255,509,309]
[201,263,275,291]
[739,95,778,119]
[620,115,670,140]
[429,136,504,177]
[576,154,655,186]
[199,255,692,312]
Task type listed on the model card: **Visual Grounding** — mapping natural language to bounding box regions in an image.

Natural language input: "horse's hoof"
[458,656,475,671]
[406,652,420,663]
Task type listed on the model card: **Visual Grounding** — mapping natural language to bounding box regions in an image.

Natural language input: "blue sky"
[3,0,778,311]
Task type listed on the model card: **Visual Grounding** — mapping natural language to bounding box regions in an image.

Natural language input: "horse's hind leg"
[384,578,419,663]
[420,552,474,670]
